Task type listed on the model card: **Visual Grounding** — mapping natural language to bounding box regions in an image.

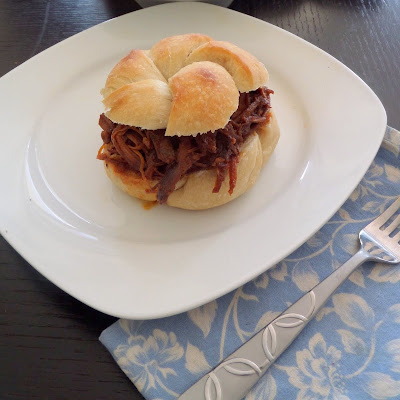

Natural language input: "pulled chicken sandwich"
[97,34,280,210]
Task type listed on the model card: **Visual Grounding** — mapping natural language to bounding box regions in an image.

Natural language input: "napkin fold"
[100,127,400,400]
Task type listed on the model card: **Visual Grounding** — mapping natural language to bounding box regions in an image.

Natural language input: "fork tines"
[366,197,400,240]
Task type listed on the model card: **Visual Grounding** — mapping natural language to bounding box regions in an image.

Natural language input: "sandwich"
[97,33,280,210]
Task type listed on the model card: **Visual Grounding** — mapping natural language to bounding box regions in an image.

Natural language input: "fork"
[179,197,400,400]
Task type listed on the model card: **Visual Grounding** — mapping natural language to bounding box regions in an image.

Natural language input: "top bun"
[101,34,269,137]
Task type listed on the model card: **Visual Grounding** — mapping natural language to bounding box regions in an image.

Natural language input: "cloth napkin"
[100,127,400,400]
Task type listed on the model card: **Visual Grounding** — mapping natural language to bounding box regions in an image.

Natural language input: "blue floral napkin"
[100,127,400,400]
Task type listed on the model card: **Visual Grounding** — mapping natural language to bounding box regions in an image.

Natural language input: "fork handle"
[309,248,370,312]
[178,249,370,400]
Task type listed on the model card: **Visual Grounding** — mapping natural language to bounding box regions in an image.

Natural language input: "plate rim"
[0,2,387,319]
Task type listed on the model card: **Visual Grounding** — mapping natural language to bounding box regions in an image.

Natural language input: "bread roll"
[103,79,172,130]
[185,41,268,92]
[98,34,280,210]
[101,50,166,99]
[101,34,270,135]
[149,33,212,79]
[166,61,238,136]
[102,111,280,210]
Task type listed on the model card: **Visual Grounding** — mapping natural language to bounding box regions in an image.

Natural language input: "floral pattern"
[114,329,184,396]
[278,333,347,400]
[100,128,400,400]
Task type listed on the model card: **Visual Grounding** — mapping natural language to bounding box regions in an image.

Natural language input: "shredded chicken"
[97,87,273,203]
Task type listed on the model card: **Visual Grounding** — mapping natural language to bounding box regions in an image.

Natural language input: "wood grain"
[235,0,400,129]
[1,0,399,399]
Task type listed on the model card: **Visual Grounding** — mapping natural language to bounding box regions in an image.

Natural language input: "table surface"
[1,0,399,398]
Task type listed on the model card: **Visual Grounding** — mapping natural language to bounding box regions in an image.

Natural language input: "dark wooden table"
[1,0,399,398]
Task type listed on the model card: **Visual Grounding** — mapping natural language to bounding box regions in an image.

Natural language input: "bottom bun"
[103,111,280,210]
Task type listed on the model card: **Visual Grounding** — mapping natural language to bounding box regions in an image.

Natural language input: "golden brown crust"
[103,79,172,130]
[101,34,270,134]
[101,111,279,210]
[148,33,212,79]
[166,62,239,136]
[185,41,268,92]
[101,50,166,99]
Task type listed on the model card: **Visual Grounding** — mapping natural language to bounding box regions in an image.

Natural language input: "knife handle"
[179,249,368,400]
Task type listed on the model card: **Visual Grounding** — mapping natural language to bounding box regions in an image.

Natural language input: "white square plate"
[0,3,386,319]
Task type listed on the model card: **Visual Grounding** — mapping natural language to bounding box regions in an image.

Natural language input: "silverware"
[179,197,400,400]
